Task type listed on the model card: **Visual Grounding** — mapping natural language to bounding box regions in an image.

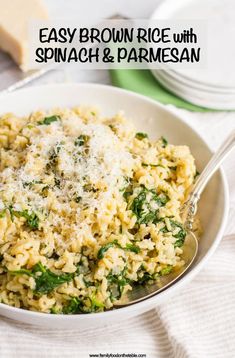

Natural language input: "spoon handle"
[183,130,235,229]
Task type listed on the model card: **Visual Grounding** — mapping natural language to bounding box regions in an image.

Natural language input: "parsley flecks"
[97,240,140,260]
[74,134,90,146]
[38,115,60,125]
[129,186,169,224]
[135,132,148,140]
[10,262,74,295]
[161,136,168,148]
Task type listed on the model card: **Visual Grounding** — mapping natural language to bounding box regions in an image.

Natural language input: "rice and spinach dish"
[0,107,197,314]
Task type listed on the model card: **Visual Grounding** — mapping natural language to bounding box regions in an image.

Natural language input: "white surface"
[0,1,235,357]
[0,83,228,329]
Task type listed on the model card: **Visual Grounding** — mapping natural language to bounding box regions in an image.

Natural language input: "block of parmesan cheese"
[0,0,48,71]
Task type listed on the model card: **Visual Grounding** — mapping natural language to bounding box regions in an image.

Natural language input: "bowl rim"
[0,82,229,322]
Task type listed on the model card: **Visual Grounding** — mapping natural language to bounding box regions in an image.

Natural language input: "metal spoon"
[115,130,235,307]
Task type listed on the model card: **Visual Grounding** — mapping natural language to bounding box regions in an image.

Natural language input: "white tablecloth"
[0,66,234,358]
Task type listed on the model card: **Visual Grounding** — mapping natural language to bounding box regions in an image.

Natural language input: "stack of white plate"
[150,0,235,110]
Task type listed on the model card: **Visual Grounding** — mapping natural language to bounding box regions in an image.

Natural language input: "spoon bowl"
[115,232,198,307]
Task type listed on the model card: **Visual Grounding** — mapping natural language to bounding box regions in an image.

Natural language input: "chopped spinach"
[74,196,82,203]
[137,272,157,284]
[0,209,6,218]
[97,240,140,260]
[63,297,81,314]
[137,265,173,284]
[174,238,185,248]
[142,163,165,168]
[130,186,169,224]
[23,180,42,189]
[9,208,39,230]
[160,265,173,275]
[170,220,187,247]
[83,278,93,288]
[125,243,141,254]
[46,147,60,174]
[10,262,74,295]
[119,176,131,192]
[97,242,116,259]
[135,132,148,140]
[32,262,74,294]
[194,170,200,179]
[10,268,33,277]
[38,115,60,125]
[89,295,104,310]
[123,183,133,201]
[107,271,130,300]
[74,135,90,146]
[159,218,186,247]
[160,136,168,148]
[51,306,60,314]
[54,177,61,188]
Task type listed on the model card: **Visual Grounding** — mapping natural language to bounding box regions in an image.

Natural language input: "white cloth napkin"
[0,106,235,358]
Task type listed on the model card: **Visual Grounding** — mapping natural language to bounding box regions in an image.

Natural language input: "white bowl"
[0,83,229,328]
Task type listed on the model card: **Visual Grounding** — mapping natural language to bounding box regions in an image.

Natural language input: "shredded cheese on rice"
[0,107,197,314]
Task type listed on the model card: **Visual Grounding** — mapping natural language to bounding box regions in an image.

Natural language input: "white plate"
[150,0,235,90]
[0,84,229,328]
[152,70,235,110]
[167,70,235,95]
